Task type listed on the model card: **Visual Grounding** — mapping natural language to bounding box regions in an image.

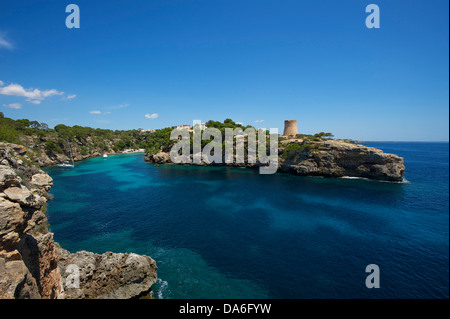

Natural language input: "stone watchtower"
[283,120,298,137]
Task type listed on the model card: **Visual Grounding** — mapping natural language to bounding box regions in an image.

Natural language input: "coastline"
[0,139,406,299]
[0,143,158,299]
[145,139,406,182]
[38,149,147,168]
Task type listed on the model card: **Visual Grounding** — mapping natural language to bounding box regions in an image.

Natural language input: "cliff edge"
[0,143,157,299]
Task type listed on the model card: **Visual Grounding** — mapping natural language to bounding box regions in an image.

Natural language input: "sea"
[44,142,449,299]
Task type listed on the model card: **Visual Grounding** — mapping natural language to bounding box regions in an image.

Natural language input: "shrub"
[299,144,312,152]
[79,146,88,155]
[113,140,127,152]
[45,141,62,154]
[281,143,302,160]
[314,132,334,139]
[0,126,19,143]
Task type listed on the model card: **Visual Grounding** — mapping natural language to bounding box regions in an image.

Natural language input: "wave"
[155,278,169,299]
[341,176,411,184]
[340,176,370,180]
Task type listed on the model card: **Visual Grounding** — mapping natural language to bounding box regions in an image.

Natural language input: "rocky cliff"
[0,143,157,299]
[278,140,405,182]
[145,139,405,182]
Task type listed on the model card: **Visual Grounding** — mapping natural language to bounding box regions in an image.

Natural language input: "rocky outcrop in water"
[145,139,405,182]
[0,143,157,299]
[278,140,405,182]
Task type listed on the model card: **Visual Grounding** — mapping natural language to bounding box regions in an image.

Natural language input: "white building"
[175,124,191,130]
[192,120,207,131]
[138,128,155,133]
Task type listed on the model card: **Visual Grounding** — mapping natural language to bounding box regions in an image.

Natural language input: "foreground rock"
[0,144,157,299]
[58,249,157,299]
[145,139,405,182]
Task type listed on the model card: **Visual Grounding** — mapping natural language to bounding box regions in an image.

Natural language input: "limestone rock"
[0,257,40,299]
[0,198,26,250]
[146,151,171,164]
[12,145,27,156]
[58,249,157,299]
[3,187,36,207]
[0,166,21,190]
[31,174,53,192]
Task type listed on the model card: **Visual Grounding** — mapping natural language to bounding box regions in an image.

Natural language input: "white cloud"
[67,94,76,99]
[0,82,64,104]
[0,33,13,50]
[90,110,112,115]
[255,120,264,123]
[0,80,4,86]
[145,113,158,119]
[41,89,62,98]
[2,103,22,109]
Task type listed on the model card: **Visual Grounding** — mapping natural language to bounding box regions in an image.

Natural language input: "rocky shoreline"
[0,143,157,299]
[145,139,406,182]
[34,144,146,168]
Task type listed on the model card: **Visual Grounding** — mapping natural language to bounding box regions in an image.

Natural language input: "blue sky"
[0,0,448,141]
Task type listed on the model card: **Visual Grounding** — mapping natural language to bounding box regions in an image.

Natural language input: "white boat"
[57,161,74,168]
[103,154,108,158]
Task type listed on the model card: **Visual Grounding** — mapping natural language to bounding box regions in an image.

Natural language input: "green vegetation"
[0,112,150,157]
[1,114,263,159]
[295,132,334,141]
[202,119,255,154]
[281,143,302,160]
[145,119,257,156]
[205,118,252,133]
[299,144,313,152]
[281,141,321,161]
[314,132,334,139]
[0,112,49,143]
[79,146,88,156]
[53,124,148,152]
[1,112,334,165]
[145,127,177,155]
[45,141,62,154]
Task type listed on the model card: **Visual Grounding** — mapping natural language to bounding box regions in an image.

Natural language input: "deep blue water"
[44,142,449,299]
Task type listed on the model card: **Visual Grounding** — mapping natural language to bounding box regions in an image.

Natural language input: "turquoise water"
[45,143,449,298]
